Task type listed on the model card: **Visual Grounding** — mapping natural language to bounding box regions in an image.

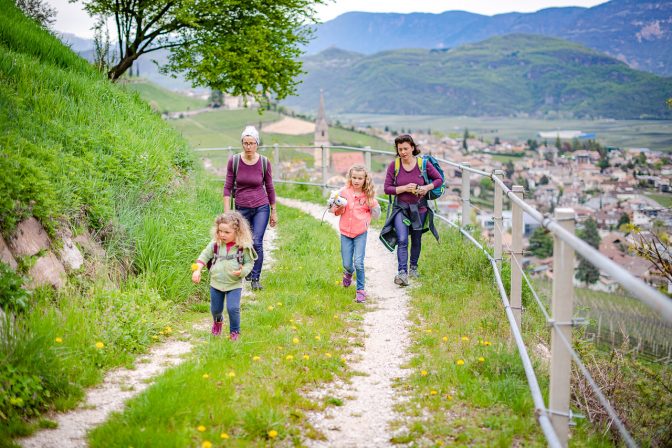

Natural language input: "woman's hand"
[270,209,278,227]
[417,185,429,197]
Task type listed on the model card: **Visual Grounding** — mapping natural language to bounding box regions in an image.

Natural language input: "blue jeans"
[210,287,241,333]
[341,232,367,291]
[237,204,270,280]
[394,210,426,273]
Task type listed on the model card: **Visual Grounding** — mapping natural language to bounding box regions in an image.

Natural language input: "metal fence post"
[549,208,576,447]
[511,185,524,329]
[365,147,372,172]
[493,170,504,271]
[321,145,328,188]
[461,163,471,227]
[273,144,280,178]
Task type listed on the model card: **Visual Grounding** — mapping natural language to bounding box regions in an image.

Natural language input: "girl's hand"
[232,265,243,277]
[192,270,201,284]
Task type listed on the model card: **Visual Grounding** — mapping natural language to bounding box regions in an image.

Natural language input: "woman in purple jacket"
[382,134,441,286]
[223,126,277,290]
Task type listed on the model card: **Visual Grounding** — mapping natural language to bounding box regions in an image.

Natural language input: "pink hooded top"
[333,186,381,238]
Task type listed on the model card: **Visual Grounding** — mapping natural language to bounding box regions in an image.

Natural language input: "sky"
[49,0,607,39]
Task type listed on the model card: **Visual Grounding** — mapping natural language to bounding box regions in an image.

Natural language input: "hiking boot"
[211,321,223,336]
[394,271,409,286]
[229,331,240,341]
[409,266,419,279]
[342,271,353,287]
[355,290,367,303]
[251,279,263,290]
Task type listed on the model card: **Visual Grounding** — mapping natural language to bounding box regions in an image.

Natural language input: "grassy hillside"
[284,34,672,119]
[122,80,208,113]
[0,2,217,444]
[0,2,191,235]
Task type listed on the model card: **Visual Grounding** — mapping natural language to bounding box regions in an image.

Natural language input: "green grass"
[87,205,364,447]
[122,80,209,113]
[645,192,672,208]
[392,225,614,446]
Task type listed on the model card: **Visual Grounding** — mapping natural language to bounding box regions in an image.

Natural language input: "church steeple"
[314,89,329,146]
[314,89,330,167]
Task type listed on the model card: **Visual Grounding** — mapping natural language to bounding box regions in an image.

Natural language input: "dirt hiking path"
[278,198,412,447]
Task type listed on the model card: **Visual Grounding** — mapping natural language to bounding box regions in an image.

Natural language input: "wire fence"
[200,142,672,447]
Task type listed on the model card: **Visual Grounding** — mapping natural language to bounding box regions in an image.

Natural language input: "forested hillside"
[283,34,672,119]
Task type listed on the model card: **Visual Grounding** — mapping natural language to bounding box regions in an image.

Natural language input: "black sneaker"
[245,273,252,281]
[394,271,409,286]
[251,279,263,290]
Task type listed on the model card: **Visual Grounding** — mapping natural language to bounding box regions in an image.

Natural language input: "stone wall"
[1,217,105,290]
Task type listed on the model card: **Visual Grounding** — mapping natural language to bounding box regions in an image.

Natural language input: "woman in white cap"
[223,126,277,290]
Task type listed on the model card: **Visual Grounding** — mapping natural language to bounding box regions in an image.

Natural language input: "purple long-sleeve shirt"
[223,155,276,208]
[384,158,442,204]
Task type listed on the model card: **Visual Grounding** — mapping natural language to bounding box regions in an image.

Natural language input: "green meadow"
[122,80,209,113]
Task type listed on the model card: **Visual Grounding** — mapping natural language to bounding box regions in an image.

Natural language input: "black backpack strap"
[261,155,268,179]
[232,154,241,198]
[236,247,244,265]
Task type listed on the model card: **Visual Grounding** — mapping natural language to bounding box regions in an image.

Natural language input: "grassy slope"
[0,3,191,235]
[122,80,208,113]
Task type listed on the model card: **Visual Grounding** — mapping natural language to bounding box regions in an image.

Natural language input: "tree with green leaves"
[462,128,469,151]
[575,217,601,285]
[617,213,630,229]
[528,227,553,258]
[80,0,324,102]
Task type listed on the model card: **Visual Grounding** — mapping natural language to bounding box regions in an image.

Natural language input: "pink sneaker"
[211,321,223,336]
[355,290,367,303]
[342,271,353,287]
[229,331,240,341]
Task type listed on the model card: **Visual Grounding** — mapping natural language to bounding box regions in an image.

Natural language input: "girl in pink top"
[330,164,381,303]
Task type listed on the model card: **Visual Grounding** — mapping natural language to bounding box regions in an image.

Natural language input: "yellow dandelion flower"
[456,359,465,366]
[277,346,284,351]
[461,336,469,341]
[267,305,274,311]
[340,357,346,363]
[335,280,340,285]
[325,353,332,358]
[227,371,235,378]
[159,330,165,335]
[303,354,310,360]
[447,394,454,400]
[436,441,444,446]
[253,356,261,361]
[202,373,210,379]
[314,335,321,341]
[220,432,230,439]
[55,337,63,343]
[484,340,492,346]
[430,390,438,395]
[95,341,104,349]
[285,355,294,361]
[276,302,282,306]
[152,335,159,340]
[191,263,199,272]
[292,337,299,344]
[197,425,206,432]
[478,357,485,363]
[333,314,339,319]
[268,430,278,439]
[164,326,172,333]
[202,441,212,448]
[425,329,433,333]
[420,370,428,377]
[442,336,448,342]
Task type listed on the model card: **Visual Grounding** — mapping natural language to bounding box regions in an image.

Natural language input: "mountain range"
[283,34,672,119]
[306,0,672,77]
